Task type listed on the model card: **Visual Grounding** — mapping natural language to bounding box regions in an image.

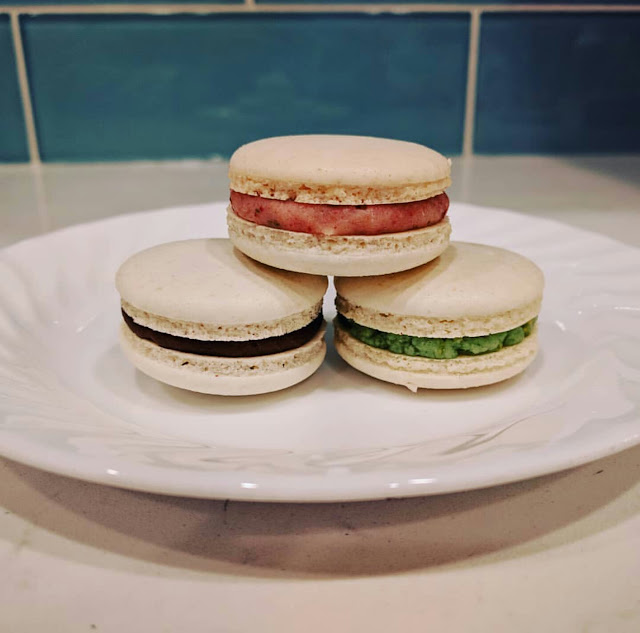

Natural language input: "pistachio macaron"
[334,242,544,390]
[227,134,452,276]
[116,239,328,396]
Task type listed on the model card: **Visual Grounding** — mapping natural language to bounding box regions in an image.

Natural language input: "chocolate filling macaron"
[116,239,328,396]
[334,243,544,390]
[227,134,452,276]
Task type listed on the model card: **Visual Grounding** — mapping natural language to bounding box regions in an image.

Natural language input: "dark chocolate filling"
[122,309,323,358]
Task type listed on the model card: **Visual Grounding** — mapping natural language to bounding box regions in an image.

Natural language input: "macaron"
[334,242,544,390]
[227,134,452,276]
[116,239,328,396]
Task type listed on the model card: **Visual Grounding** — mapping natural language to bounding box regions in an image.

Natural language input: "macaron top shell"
[228,135,451,205]
[116,239,328,327]
[335,242,544,338]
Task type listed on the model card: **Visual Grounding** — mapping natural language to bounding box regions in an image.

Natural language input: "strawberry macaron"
[226,135,452,276]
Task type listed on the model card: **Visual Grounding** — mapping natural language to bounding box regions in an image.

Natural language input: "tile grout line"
[462,8,480,158]
[9,11,40,165]
[1,4,640,14]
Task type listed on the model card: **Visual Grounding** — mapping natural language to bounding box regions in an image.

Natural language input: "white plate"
[1,203,639,502]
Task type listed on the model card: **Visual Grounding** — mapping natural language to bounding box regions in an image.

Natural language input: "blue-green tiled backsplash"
[1,6,639,162]
[0,16,29,161]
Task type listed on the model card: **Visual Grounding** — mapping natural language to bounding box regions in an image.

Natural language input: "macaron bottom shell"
[334,321,538,391]
[120,323,326,396]
[227,207,451,277]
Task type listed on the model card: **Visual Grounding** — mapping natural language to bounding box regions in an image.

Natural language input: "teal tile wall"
[475,13,640,154]
[1,7,639,162]
[21,14,469,161]
[0,16,28,162]
[3,0,635,4]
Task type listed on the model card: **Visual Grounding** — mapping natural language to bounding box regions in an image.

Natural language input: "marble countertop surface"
[1,156,640,632]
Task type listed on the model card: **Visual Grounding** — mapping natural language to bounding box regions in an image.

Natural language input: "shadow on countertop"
[1,443,639,579]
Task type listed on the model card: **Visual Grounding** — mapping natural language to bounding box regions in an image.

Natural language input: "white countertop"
[1,156,640,632]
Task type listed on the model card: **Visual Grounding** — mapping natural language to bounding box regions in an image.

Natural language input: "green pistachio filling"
[338,314,537,360]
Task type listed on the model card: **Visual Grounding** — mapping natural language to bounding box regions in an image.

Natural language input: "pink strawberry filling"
[229,190,449,236]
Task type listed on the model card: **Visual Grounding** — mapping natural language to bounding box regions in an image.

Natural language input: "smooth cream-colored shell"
[116,239,327,336]
[120,323,326,396]
[228,135,451,204]
[227,207,451,277]
[335,242,544,337]
[334,321,538,390]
